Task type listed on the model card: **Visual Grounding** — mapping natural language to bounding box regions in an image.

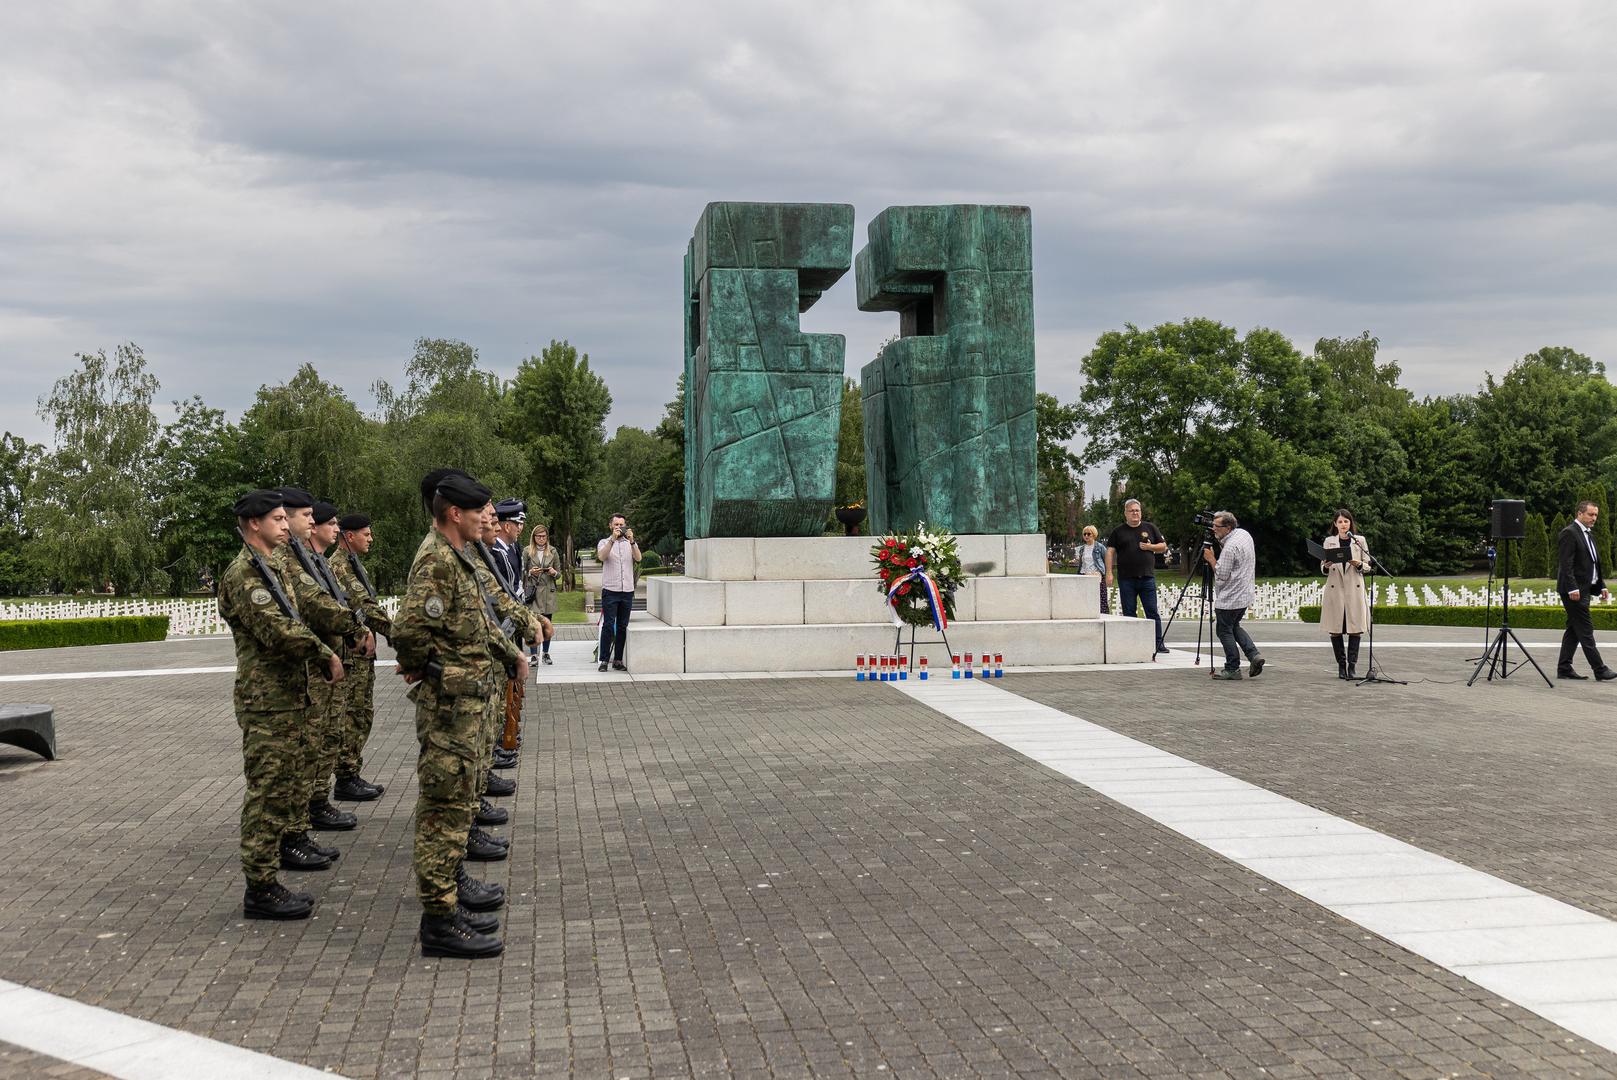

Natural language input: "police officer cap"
[435,473,492,510]
[338,513,370,531]
[278,487,314,509]
[312,501,339,525]
[419,468,470,511]
[234,489,284,519]
[495,498,526,522]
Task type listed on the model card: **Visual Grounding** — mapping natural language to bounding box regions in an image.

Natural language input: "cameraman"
[1204,511,1265,680]
[595,513,639,672]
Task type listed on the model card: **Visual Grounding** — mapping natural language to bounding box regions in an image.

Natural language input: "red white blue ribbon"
[887,570,948,631]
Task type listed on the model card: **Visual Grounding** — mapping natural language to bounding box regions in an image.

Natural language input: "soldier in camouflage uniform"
[306,501,373,818]
[330,512,391,802]
[272,488,369,863]
[467,499,539,855]
[394,472,526,958]
[219,489,345,920]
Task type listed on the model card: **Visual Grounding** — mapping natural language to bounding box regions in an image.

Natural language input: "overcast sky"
[3,2,1614,480]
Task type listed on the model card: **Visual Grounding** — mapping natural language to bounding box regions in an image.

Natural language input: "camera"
[1191,510,1217,529]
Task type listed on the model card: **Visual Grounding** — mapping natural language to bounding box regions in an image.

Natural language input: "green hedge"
[0,615,170,651]
[1297,604,1614,630]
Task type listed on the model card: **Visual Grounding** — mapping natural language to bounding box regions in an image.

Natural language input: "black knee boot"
[1347,635,1361,680]
[1330,635,1347,679]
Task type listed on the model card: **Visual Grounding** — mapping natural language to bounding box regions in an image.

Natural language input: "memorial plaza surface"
[2,623,1617,1078]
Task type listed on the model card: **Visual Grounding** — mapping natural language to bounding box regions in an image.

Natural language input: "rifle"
[500,671,524,751]
[235,529,300,623]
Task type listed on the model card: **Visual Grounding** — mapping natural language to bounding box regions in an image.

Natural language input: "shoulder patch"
[250,588,272,607]
[300,572,318,587]
[424,595,444,619]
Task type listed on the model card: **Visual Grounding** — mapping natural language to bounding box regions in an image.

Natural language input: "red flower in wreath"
[898,582,911,595]
[906,558,917,568]
[884,538,897,548]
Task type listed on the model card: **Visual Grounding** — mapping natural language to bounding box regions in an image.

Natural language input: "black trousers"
[1559,592,1607,674]
[599,589,633,664]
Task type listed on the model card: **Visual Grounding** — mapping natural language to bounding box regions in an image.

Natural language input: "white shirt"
[597,536,636,593]
[1580,522,1600,585]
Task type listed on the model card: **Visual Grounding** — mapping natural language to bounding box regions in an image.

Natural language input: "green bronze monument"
[857,204,1038,536]
[683,202,855,538]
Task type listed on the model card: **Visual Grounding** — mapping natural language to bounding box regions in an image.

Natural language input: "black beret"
[234,489,284,519]
[338,513,371,531]
[495,498,526,521]
[312,501,339,525]
[419,468,470,511]
[436,473,492,510]
[277,487,314,509]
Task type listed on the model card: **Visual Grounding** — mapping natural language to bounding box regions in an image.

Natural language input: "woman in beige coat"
[523,523,561,667]
[1320,508,1371,679]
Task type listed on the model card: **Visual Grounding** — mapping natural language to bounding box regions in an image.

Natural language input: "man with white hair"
[1204,510,1265,681]
[1105,499,1169,655]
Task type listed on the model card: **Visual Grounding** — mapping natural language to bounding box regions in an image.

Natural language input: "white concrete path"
[895,677,1617,1055]
[0,978,341,1079]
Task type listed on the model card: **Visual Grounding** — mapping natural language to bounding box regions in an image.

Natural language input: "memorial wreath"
[870,523,965,629]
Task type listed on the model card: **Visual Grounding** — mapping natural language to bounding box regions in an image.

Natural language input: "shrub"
[640,550,662,569]
[1297,604,1616,631]
[0,615,170,651]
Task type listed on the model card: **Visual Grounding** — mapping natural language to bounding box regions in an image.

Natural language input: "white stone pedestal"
[619,535,1152,673]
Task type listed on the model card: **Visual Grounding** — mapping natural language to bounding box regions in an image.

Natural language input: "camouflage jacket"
[271,540,363,650]
[393,529,516,696]
[218,545,334,712]
[331,548,392,640]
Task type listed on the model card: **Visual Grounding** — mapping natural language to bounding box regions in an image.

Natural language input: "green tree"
[370,338,530,590]
[0,432,45,595]
[1036,392,1082,545]
[1475,347,1617,520]
[152,397,250,594]
[239,363,379,508]
[582,425,667,548]
[507,340,611,586]
[834,378,865,510]
[1402,395,1488,573]
[1077,319,1341,571]
[27,344,165,592]
[1519,512,1550,578]
[636,376,686,557]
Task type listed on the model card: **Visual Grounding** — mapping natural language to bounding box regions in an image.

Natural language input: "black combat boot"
[475,798,509,826]
[492,748,518,770]
[333,775,384,802]
[297,830,340,861]
[244,879,314,920]
[456,864,506,911]
[464,830,509,862]
[484,773,516,797]
[1347,635,1361,680]
[468,825,509,849]
[1330,635,1347,679]
[279,833,332,871]
[419,912,503,959]
[456,904,500,935]
[309,798,358,831]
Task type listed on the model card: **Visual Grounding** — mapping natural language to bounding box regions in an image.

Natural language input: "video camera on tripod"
[1163,510,1220,663]
[1191,510,1219,553]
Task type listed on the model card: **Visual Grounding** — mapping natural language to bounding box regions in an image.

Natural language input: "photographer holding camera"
[595,513,639,672]
[1204,511,1265,680]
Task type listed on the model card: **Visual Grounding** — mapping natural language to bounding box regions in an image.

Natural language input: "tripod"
[1467,537,1553,687]
[1353,537,1405,686]
[1162,544,1216,667]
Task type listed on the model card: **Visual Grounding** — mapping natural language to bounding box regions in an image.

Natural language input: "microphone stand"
[1353,535,1406,687]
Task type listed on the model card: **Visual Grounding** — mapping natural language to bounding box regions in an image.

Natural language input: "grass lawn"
[551,590,588,624]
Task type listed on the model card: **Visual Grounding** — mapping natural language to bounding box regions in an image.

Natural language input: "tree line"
[1038,320,1617,577]
[4,320,1611,596]
[0,338,687,597]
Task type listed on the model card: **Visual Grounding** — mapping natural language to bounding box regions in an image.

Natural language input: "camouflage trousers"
[239,707,304,884]
[473,669,508,804]
[414,689,484,914]
[288,665,340,833]
[336,656,377,779]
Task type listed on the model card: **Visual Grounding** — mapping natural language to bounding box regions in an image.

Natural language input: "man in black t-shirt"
[1105,499,1169,655]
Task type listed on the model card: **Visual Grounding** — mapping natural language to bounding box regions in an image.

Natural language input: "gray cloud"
[2,0,1613,469]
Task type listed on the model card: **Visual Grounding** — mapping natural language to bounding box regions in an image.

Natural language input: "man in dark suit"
[1557,499,1615,681]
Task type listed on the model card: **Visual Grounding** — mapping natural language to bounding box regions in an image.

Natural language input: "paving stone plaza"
[3,622,1617,1079]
